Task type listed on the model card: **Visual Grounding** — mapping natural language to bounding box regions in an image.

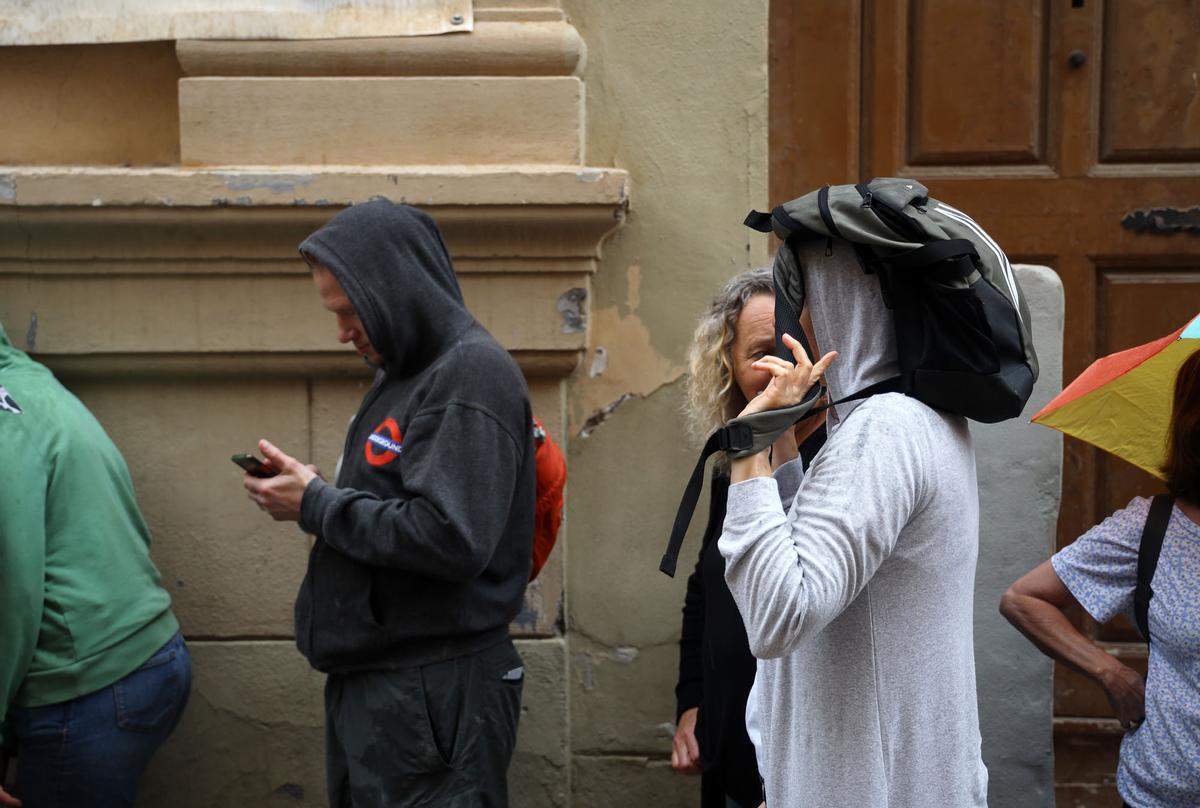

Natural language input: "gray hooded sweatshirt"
[720,239,988,807]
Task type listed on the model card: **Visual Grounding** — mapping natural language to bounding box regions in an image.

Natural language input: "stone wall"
[1,3,624,805]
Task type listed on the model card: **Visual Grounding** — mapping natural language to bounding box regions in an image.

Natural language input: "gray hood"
[782,238,899,431]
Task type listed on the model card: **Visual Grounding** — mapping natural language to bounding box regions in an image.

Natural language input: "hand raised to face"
[738,332,837,419]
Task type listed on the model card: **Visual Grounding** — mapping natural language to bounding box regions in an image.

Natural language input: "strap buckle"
[717,422,754,453]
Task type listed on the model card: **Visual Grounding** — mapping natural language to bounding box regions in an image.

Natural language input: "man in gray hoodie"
[720,239,988,807]
[244,200,536,808]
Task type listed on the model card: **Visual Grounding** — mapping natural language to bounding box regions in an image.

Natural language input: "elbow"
[745,616,810,660]
[748,631,803,660]
[998,585,1026,629]
[747,634,788,660]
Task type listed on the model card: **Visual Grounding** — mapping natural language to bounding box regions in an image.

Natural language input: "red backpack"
[530,417,566,580]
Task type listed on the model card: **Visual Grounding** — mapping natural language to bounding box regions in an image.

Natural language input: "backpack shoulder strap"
[658,374,911,578]
[660,432,722,577]
[1134,494,1175,643]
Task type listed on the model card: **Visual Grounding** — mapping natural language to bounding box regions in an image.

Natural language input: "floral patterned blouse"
[1053,497,1200,808]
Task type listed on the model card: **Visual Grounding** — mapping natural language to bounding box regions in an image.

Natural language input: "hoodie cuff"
[298,477,336,537]
[726,475,781,509]
[772,458,804,511]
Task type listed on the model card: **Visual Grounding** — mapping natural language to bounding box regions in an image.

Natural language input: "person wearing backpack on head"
[659,180,1036,805]
[714,210,996,806]
[1001,348,1200,808]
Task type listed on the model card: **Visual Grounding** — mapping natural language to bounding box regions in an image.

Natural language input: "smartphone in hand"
[232,453,278,478]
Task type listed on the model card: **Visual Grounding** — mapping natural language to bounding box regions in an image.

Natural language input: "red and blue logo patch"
[364,417,403,466]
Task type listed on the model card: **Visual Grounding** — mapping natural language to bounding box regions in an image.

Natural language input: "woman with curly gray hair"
[670,267,826,808]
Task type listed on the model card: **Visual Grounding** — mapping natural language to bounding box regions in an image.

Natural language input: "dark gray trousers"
[324,639,523,808]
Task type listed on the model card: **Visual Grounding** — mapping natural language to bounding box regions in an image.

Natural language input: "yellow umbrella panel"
[1032,315,1200,480]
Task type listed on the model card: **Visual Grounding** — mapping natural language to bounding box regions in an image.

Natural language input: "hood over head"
[299,200,476,377]
[776,238,899,431]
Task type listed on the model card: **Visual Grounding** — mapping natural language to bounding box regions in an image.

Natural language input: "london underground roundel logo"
[365,418,403,466]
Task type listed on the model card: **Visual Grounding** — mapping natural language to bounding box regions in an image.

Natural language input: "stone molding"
[0,165,626,212]
[0,166,628,379]
[35,350,580,380]
[177,21,585,77]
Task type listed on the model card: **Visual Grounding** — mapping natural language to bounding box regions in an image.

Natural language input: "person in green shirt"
[0,321,190,808]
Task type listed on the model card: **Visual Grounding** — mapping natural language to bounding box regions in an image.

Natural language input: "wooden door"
[772,1,1200,804]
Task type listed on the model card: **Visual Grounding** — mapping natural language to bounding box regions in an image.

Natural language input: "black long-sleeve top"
[675,425,826,807]
[676,472,762,807]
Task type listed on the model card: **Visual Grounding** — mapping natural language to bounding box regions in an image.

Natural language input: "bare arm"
[1000,560,1145,728]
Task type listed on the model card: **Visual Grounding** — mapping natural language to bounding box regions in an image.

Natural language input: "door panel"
[768,0,862,197]
[773,1,1200,805]
[1099,0,1200,163]
[908,0,1050,166]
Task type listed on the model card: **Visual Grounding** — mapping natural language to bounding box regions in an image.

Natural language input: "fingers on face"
[763,361,795,379]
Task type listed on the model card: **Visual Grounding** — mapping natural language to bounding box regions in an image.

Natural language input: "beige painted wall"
[0,43,181,165]
[560,0,768,801]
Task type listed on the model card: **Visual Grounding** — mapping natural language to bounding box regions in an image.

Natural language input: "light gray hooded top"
[720,238,988,807]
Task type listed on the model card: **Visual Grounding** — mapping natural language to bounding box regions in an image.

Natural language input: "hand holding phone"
[232,453,278,478]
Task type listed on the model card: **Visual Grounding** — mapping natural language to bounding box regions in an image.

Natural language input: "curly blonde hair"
[684,267,774,445]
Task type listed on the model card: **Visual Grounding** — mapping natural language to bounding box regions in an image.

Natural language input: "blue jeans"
[9,632,191,808]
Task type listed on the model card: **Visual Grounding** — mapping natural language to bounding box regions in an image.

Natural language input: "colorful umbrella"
[1032,314,1200,479]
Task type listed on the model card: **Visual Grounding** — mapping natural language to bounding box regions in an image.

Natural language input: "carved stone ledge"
[38,350,582,380]
[177,21,584,77]
[0,166,618,381]
[0,167,629,260]
[0,205,623,261]
[0,166,628,208]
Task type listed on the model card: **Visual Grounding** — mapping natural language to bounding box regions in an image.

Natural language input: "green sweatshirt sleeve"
[0,424,48,739]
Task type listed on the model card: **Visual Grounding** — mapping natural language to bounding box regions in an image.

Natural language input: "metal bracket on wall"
[1121,207,1200,235]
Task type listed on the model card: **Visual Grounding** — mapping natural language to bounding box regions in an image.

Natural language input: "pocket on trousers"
[418,663,463,769]
[113,642,181,732]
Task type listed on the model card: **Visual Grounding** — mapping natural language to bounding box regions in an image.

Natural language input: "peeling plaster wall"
[561,0,768,802]
[563,0,769,436]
